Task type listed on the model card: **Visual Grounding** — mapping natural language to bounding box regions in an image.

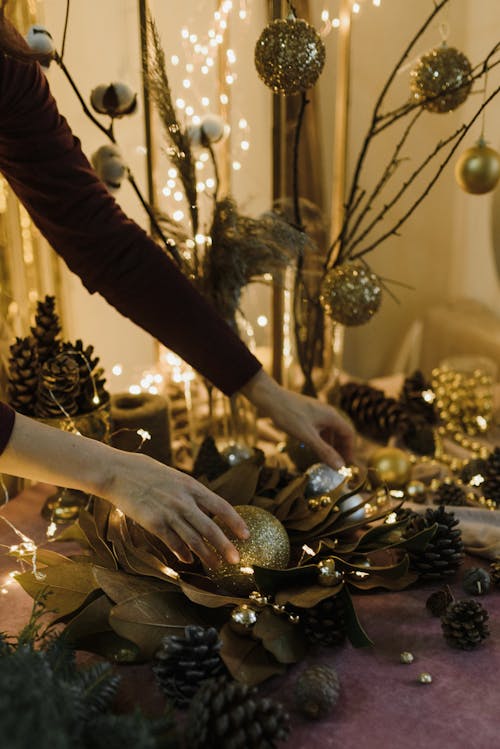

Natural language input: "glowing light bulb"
[185,106,194,116]
[257,315,268,327]
[176,98,186,109]
[240,140,249,151]
[232,161,241,171]
[129,385,141,395]
[238,118,247,129]
[181,28,189,39]
[171,54,179,65]
[321,10,329,22]
[173,210,184,221]
[201,97,210,106]
[183,79,191,89]
[112,364,123,376]
[352,3,360,12]
[227,49,236,64]
[332,17,340,27]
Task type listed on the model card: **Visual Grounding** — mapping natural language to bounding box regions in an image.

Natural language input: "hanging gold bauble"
[320,262,382,326]
[455,139,500,195]
[254,17,326,95]
[368,447,412,489]
[410,43,472,113]
[206,505,290,595]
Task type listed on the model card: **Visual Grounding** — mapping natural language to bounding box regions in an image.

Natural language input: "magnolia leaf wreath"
[14,455,436,686]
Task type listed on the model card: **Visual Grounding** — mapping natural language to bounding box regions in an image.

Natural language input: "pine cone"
[460,458,488,485]
[339,382,434,454]
[30,295,61,364]
[441,599,489,650]
[193,436,229,480]
[488,561,500,588]
[485,447,500,478]
[35,354,80,418]
[426,588,453,617]
[294,665,340,720]
[406,506,464,580]
[62,339,108,412]
[186,676,290,749]
[7,337,39,415]
[153,626,225,708]
[299,596,346,648]
[482,475,500,504]
[399,370,437,424]
[433,481,468,507]
[462,567,490,596]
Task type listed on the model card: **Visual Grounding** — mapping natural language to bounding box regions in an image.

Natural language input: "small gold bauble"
[406,480,427,504]
[410,43,472,113]
[230,604,258,635]
[368,447,412,489]
[254,17,326,95]
[249,590,268,608]
[455,139,500,195]
[418,672,433,684]
[207,505,290,595]
[317,557,343,587]
[320,261,382,327]
[400,651,415,664]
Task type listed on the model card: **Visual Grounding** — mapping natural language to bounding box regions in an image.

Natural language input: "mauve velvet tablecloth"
[1,484,499,749]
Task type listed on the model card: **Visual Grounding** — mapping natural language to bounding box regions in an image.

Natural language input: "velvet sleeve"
[0,53,262,396]
[0,401,15,455]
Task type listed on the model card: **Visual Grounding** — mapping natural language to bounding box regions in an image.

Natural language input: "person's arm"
[0,51,260,397]
[0,404,249,567]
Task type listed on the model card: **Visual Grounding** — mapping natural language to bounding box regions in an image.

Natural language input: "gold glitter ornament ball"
[320,262,382,326]
[207,505,290,595]
[455,139,500,195]
[368,447,412,489]
[254,17,326,95]
[410,44,472,113]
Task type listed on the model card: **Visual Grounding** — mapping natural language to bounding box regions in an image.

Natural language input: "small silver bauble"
[400,651,414,664]
[305,463,345,498]
[338,494,365,523]
[221,444,254,466]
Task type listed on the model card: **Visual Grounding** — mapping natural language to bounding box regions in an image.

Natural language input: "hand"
[98,451,250,567]
[0,413,249,568]
[241,369,355,469]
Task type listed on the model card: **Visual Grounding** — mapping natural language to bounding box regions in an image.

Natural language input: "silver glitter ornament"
[338,494,365,523]
[254,17,326,95]
[410,43,472,114]
[305,463,344,498]
[320,262,382,327]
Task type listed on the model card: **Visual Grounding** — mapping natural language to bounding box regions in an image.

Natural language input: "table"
[1,484,499,749]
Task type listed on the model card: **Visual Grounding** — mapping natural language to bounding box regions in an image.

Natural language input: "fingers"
[162,527,193,565]
[197,489,249,541]
[307,432,346,470]
[182,507,242,566]
[172,516,237,569]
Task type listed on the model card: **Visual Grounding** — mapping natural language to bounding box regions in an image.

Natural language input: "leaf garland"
[14,458,438,685]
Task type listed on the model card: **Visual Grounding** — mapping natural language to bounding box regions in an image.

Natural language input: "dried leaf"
[252,564,318,596]
[9,547,73,567]
[64,593,113,643]
[275,582,344,608]
[252,608,307,664]
[209,461,262,505]
[219,623,286,686]
[338,587,373,648]
[78,508,117,569]
[52,521,90,547]
[15,562,99,617]
[109,590,207,659]
[94,566,175,603]
[179,575,248,608]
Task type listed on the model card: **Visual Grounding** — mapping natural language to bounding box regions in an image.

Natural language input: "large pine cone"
[482,448,500,504]
[339,381,434,454]
[62,339,108,412]
[299,596,346,648]
[294,665,340,720]
[7,337,39,415]
[406,506,464,580]
[441,599,489,650]
[35,354,80,418]
[433,481,468,507]
[399,370,437,424]
[153,626,225,708]
[30,295,61,364]
[186,676,290,749]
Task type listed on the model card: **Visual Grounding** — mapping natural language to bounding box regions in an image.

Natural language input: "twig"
[325,0,452,268]
[292,93,309,230]
[351,83,500,261]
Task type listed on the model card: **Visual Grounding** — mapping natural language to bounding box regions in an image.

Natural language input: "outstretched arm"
[0,404,249,567]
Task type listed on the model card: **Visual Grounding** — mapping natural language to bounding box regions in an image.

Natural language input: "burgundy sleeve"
[0,53,262,396]
[0,401,15,455]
